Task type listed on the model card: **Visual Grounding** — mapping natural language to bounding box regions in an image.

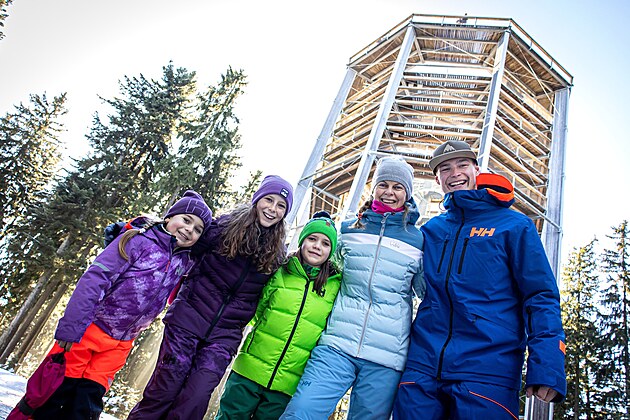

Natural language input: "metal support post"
[477,29,510,170]
[285,68,357,226]
[541,87,570,276]
[527,87,570,420]
[340,24,416,219]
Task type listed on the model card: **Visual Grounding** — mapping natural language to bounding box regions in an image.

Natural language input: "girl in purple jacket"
[30,191,212,420]
[128,175,293,420]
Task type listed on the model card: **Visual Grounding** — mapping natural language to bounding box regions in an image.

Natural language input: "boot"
[33,376,82,419]
[70,378,106,420]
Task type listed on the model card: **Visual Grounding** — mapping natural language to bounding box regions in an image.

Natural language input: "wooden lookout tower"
[288,14,572,278]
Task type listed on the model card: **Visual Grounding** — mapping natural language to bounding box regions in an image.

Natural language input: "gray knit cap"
[372,156,415,200]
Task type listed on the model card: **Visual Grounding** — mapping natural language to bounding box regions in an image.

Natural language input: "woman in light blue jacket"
[281,156,425,420]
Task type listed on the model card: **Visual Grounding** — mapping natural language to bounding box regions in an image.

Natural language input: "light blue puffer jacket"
[318,199,424,371]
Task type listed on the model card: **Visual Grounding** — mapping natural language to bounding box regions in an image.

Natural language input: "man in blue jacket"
[393,140,566,419]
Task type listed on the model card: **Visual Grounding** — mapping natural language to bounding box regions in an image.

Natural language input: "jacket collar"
[144,224,180,252]
[286,256,309,278]
[443,189,513,217]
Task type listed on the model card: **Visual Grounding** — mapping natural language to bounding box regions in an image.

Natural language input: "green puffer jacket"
[231,256,341,396]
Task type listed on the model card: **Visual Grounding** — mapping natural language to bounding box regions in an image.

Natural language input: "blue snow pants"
[280,345,402,420]
[392,368,520,420]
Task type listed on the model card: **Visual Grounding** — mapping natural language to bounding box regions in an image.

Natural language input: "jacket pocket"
[471,312,519,334]
[457,238,470,274]
[437,239,449,273]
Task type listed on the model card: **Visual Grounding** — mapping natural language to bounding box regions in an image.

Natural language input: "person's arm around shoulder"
[191,216,221,255]
[510,218,566,402]
[330,231,345,273]
[167,257,197,305]
[412,231,426,299]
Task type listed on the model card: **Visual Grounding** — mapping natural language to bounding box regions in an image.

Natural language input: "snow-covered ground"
[0,369,118,419]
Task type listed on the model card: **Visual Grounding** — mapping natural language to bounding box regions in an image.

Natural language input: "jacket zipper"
[457,238,469,274]
[356,214,389,355]
[437,239,449,273]
[267,278,311,388]
[437,196,465,380]
[204,260,252,339]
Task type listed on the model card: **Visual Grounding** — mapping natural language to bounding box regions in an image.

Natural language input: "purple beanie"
[163,190,213,233]
[251,175,294,216]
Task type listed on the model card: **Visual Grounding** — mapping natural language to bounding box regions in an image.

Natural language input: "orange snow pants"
[49,323,133,391]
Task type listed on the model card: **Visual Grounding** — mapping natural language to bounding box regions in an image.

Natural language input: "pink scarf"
[371,200,404,215]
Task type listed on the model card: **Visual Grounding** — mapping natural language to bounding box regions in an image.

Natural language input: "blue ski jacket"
[405,185,566,400]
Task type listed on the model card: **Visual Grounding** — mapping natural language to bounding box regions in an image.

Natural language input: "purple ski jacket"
[55,225,193,343]
[163,214,271,355]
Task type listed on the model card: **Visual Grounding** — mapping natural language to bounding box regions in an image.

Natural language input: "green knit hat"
[298,211,338,255]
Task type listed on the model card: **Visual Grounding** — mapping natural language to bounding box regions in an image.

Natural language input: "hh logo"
[470,227,495,237]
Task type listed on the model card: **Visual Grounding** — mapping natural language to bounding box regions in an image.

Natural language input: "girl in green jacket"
[216,211,341,420]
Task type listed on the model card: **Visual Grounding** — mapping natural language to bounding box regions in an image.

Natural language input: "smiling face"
[373,180,407,208]
[300,232,332,268]
[164,213,204,247]
[435,157,480,194]
[255,194,288,228]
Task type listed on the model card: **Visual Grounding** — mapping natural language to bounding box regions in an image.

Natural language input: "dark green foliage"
[596,221,630,418]
[558,239,605,419]
[158,67,247,212]
[0,173,85,306]
[0,93,67,239]
[80,63,197,217]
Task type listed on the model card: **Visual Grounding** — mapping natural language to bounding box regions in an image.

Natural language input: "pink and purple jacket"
[55,225,193,343]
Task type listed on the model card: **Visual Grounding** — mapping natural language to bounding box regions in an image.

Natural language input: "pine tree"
[80,62,196,217]
[557,239,604,419]
[0,64,196,364]
[0,93,67,239]
[597,221,630,418]
[158,67,247,212]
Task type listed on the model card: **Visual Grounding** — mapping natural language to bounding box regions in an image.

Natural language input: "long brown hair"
[288,249,339,297]
[118,219,165,261]
[219,204,287,275]
[350,198,411,230]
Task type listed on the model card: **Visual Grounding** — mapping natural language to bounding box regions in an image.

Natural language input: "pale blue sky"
[1,0,628,264]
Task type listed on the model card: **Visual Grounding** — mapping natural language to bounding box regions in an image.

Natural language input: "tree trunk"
[0,268,53,358]
[0,275,61,365]
[585,386,590,420]
[0,233,73,355]
[14,282,68,369]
